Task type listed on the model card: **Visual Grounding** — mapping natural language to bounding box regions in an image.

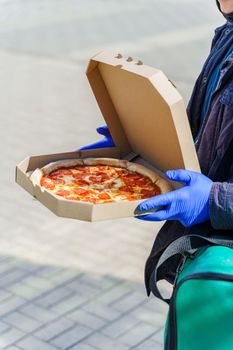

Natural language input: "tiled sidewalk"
[0,1,221,349]
[0,255,167,349]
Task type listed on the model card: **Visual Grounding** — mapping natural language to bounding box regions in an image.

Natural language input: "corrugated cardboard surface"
[87,51,200,172]
[16,51,200,222]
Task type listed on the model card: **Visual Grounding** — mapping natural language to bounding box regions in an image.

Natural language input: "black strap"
[149,234,233,303]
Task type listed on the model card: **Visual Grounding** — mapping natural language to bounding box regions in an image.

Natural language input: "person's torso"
[188,21,233,180]
[144,21,233,295]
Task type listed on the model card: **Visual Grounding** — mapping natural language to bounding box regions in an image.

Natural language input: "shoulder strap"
[149,234,233,304]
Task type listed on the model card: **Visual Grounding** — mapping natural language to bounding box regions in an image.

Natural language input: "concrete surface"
[0,0,222,349]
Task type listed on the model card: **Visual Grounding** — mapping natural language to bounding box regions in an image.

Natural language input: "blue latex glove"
[79,125,115,150]
[135,169,213,227]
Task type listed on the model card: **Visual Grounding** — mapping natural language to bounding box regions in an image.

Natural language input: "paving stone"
[65,279,99,298]
[36,286,73,308]
[0,296,26,317]
[67,309,106,330]
[45,270,80,284]
[94,283,132,305]
[17,336,59,350]
[78,274,119,290]
[85,333,128,350]
[131,303,167,327]
[118,322,157,347]
[145,298,169,315]
[0,261,19,276]
[154,342,164,350]
[0,290,12,302]
[34,318,75,341]
[135,338,163,350]
[69,344,96,350]
[20,304,58,323]
[10,260,39,274]
[51,325,93,349]
[151,327,165,346]
[6,282,42,300]
[101,315,139,339]
[3,311,42,333]
[0,268,29,288]
[0,321,11,334]
[0,328,25,349]
[23,277,56,292]
[36,266,65,279]
[50,294,87,315]
[83,302,121,322]
[111,291,146,313]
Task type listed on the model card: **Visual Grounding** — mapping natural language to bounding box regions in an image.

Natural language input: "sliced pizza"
[30,158,172,204]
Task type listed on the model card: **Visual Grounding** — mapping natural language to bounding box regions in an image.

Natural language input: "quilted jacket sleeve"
[209,182,233,229]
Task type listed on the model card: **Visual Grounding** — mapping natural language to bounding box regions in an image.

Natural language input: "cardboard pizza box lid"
[86,51,200,172]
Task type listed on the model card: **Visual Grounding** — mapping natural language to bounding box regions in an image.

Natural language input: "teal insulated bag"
[149,235,233,350]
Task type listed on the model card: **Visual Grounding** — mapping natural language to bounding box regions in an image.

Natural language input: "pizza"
[30,158,172,204]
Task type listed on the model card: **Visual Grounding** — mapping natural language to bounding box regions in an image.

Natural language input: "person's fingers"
[136,192,174,212]
[96,125,111,136]
[135,209,171,221]
[79,144,93,151]
[135,214,159,221]
[166,169,192,184]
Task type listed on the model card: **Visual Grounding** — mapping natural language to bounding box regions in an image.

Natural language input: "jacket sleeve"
[209,182,233,229]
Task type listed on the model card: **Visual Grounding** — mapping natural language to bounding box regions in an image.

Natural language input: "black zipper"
[165,272,233,350]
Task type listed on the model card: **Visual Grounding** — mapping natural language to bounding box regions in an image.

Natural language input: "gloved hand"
[79,125,115,150]
[135,169,213,227]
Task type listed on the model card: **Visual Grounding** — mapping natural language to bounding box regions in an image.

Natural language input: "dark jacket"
[145,21,233,296]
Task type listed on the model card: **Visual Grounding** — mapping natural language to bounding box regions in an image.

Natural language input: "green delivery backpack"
[149,235,233,350]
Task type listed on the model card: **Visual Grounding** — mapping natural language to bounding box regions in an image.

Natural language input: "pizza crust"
[41,159,84,175]
[30,168,43,187]
[127,163,159,183]
[156,177,173,194]
[83,157,128,168]
[30,157,173,195]
[126,163,173,194]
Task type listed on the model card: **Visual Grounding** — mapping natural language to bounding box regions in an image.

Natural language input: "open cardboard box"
[16,51,200,222]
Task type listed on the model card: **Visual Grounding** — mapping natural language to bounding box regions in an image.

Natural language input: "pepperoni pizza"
[30,158,172,204]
